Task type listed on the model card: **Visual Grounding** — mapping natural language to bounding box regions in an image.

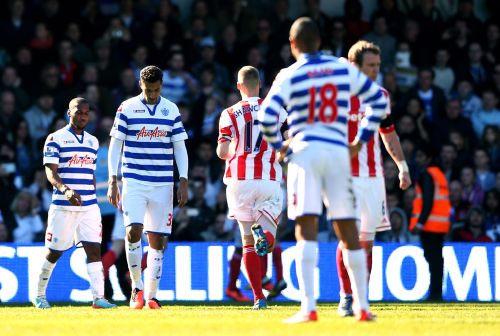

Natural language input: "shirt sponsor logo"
[136,126,168,140]
[68,154,94,167]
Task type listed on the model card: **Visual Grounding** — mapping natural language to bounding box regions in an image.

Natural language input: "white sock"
[343,248,369,311]
[145,248,164,300]
[126,241,144,290]
[37,259,56,297]
[87,261,104,300]
[296,240,318,313]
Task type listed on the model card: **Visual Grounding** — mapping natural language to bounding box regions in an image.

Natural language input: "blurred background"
[0,0,498,248]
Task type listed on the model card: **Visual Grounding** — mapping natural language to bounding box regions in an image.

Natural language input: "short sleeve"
[171,105,188,142]
[43,134,60,165]
[110,104,128,141]
[218,109,233,143]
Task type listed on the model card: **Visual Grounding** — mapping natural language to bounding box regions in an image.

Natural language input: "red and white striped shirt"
[218,97,287,184]
[348,88,394,178]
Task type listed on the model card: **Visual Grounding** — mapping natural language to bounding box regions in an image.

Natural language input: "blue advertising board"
[0,243,498,303]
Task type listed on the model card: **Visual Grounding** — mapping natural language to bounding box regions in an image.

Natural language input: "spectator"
[1,66,31,111]
[438,143,460,182]
[473,149,496,191]
[433,48,455,96]
[449,180,471,228]
[460,166,484,206]
[455,79,482,118]
[111,68,138,108]
[11,190,44,243]
[64,22,93,64]
[0,90,21,143]
[378,207,417,243]
[433,98,476,148]
[29,22,54,66]
[0,210,9,242]
[129,45,149,81]
[14,119,35,182]
[94,39,120,89]
[406,68,447,122]
[363,15,396,70]
[23,92,56,145]
[483,190,500,241]
[147,20,172,69]
[162,52,198,104]
[452,207,493,242]
[245,18,274,64]
[483,23,499,67]
[0,0,33,52]
[216,24,243,76]
[193,37,230,91]
[58,40,79,87]
[481,126,500,171]
[201,212,233,241]
[471,90,500,138]
[324,20,348,58]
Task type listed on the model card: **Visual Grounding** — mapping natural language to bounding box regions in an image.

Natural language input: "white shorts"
[111,209,125,240]
[353,176,390,241]
[45,204,102,251]
[122,180,173,236]
[287,145,356,221]
[226,179,282,233]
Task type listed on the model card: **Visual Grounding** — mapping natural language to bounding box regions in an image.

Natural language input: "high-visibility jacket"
[410,166,451,234]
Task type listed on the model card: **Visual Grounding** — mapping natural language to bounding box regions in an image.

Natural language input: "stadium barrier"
[0,242,498,303]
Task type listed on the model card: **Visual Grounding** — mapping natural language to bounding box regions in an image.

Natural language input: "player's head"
[289,17,321,59]
[67,97,89,131]
[348,40,381,81]
[236,66,260,97]
[139,65,163,103]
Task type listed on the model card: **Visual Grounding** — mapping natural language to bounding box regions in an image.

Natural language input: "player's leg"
[267,241,287,300]
[103,209,126,278]
[142,184,173,309]
[325,153,373,321]
[240,221,267,309]
[284,151,321,323]
[79,206,116,308]
[34,208,74,309]
[122,181,148,308]
[225,223,251,301]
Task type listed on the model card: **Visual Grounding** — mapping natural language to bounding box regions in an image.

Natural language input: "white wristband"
[397,160,409,173]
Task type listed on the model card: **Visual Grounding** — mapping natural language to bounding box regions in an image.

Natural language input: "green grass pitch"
[1,302,498,336]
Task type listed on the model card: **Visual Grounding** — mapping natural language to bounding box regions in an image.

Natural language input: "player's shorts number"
[307,83,338,124]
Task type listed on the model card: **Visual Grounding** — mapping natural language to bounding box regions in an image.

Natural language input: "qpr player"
[259,18,388,323]
[107,65,189,309]
[33,97,116,309]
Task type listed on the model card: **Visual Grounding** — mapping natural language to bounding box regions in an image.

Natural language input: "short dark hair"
[348,40,381,66]
[140,65,163,83]
[289,17,320,53]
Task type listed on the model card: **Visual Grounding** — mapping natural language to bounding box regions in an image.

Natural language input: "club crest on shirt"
[87,139,93,146]
[161,108,169,116]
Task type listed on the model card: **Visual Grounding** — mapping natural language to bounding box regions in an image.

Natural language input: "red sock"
[141,251,148,271]
[227,250,242,290]
[102,250,117,278]
[260,255,268,278]
[336,244,352,296]
[367,251,373,282]
[243,245,264,300]
[264,230,275,250]
[272,245,283,282]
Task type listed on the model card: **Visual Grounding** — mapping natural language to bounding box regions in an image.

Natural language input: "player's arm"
[172,109,189,207]
[348,66,388,156]
[45,163,82,206]
[216,110,234,160]
[258,71,290,159]
[379,114,411,190]
[107,105,127,207]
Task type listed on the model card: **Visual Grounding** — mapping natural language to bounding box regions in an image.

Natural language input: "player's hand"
[177,177,188,207]
[399,171,412,190]
[348,140,363,158]
[277,138,292,163]
[107,181,121,208]
[64,188,82,206]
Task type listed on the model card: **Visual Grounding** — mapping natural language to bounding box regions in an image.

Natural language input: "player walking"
[259,18,388,322]
[336,41,411,317]
[33,97,116,309]
[107,65,189,309]
[217,66,287,309]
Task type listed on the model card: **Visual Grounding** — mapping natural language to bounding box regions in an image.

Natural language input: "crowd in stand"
[0,0,498,245]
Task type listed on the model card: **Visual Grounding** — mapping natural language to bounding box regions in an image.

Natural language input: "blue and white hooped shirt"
[110,94,188,186]
[43,125,99,211]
